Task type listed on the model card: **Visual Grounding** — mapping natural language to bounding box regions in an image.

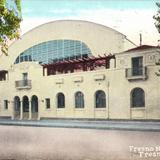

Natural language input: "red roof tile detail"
[125,45,160,52]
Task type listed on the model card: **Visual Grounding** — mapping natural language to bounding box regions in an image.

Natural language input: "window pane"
[95,90,106,108]
[45,98,50,109]
[75,92,84,108]
[131,88,145,107]
[132,57,143,76]
[14,40,92,64]
[57,93,65,108]
[4,100,8,110]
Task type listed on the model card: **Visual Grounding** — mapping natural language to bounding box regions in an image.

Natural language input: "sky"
[20,0,160,46]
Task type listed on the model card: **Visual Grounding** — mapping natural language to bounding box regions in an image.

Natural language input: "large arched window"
[14,40,91,64]
[95,90,106,108]
[131,88,145,108]
[75,91,84,108]
[57,93,65,108]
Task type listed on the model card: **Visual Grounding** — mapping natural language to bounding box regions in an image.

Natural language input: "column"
[37,100,42,120]
[29,101,32,120]
[11,101,14,120]
[110,59,115,69]
[44,68,47,76]
[20,101,23,120]
[5,73,8,80]
[37,112,40,120]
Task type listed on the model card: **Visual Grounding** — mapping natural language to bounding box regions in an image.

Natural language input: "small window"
[45,98,50,109]
[4,100,8,110]
[75,91,84,108]
[23,73,28,80]
[131,88,145,108]
[95,90,106,108]
[57,93,65,108]
[132,57,143,76]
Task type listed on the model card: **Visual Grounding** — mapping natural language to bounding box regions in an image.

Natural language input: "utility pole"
[139,33,142,46]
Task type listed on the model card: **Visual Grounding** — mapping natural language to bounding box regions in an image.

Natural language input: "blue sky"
[21,0,156,17]
[20,0,160,45]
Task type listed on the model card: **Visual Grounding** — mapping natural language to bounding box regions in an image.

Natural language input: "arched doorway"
[14,96,20,119]
[22,96,29,119]
[31,95,38,119]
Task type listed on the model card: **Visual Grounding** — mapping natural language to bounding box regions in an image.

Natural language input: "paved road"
[0,119,160,131]
[0,125,160,160]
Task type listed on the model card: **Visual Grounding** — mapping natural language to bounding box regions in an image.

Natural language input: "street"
[0,125,160,160]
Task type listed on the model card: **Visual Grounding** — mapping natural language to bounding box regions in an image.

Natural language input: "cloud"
[20,8,159,45]
[48,9,73,14]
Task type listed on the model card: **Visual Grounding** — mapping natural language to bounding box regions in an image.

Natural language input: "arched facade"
[0,20,159,120]
[0,20,135,69]
[15,40,92,64]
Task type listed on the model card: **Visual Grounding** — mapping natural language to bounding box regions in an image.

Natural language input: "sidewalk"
[0,118,160,131]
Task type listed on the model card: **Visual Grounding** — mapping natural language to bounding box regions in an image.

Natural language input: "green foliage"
[154,3,160,76]
[156,60,160,76]
[15,0,21,13]
[0,0,21,55]
[0,0,5,7]
[153,2,160,33]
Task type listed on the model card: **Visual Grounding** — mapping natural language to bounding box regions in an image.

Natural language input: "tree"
[0,0,22,55]
[153,2,160,33]
[153,2,160,76]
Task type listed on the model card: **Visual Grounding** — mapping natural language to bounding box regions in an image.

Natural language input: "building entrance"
[22,96,29,119]
[14,96,20,119]
[31,95,38,120]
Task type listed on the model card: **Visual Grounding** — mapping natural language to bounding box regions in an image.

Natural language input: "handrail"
[15,80,31,88]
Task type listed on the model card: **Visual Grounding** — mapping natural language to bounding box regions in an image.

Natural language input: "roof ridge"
[124,45,159,52]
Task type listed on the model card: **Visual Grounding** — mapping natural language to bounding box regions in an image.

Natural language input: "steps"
[14,111,20,120]
[13,112,38,120]
[31,112,38,120]
[23,112,29,120]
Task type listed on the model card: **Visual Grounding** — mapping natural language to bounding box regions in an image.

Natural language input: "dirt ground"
[0,125,160,160]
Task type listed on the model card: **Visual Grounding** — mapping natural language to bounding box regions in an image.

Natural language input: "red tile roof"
[124,45,160,53]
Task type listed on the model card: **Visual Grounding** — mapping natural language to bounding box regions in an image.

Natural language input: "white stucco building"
[0,20,159,120]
